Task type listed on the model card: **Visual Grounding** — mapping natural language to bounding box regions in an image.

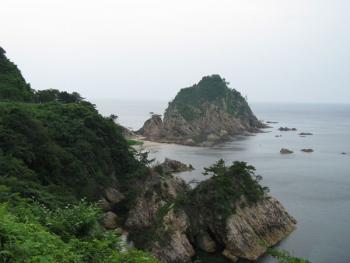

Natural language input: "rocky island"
[138,75,266,146]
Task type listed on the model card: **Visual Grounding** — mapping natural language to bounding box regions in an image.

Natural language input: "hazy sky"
[1,0,350,103]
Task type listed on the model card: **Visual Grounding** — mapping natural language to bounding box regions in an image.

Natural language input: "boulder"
[299,132,313,136]
[160,158,194,173]
[279,127,297,131]
[105,187,125,204]
[280,148,294,154]
[301,149,314,153]
[102,211,118,230]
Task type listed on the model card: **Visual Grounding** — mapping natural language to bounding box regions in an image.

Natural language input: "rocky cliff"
[105,160,297,263]
[139,75,265,146]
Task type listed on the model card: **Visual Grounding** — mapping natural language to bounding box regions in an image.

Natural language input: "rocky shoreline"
[99,159,297,263]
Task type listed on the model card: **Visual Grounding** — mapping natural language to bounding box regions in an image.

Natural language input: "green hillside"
[0,47,159,263]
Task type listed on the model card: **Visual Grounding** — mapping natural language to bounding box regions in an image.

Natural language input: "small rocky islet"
[138,75,267,146]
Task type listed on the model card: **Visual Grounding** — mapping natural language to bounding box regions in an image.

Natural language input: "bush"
[0,203,160,263]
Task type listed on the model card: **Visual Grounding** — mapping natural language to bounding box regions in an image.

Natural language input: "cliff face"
[139,75,265,146]
[122,160,296,263]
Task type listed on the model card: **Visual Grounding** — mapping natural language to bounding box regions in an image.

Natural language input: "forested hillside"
[0,47,159,263]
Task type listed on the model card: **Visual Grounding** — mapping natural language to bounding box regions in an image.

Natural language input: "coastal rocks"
[125,173,190,229]
[220,197,296,261]
[301,149,314,153]
[138,75,265,146]
[187,195,296,261]
[125,171,194,263]
[160,158,194,173]
[299,132,313,136]
[105,187,125,204]
[279,127,297,131]
[137,114,164,139]
[280,148,294,154]
[123,159,296,263]
[149,210,195,263]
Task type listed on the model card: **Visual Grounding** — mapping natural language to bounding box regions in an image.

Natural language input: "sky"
[1,0,350,103]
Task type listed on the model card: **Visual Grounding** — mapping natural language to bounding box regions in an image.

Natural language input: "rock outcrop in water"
[122,160,296,262]
[138,75,265,146]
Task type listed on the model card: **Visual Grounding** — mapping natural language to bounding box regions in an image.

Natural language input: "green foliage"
[35,89,83,104]
[0,101,136,199]
[186,160,269,223]
[0,46,161,263]
[41,201,101,241]
[268,248,312,263]
[127,139,144,146]
[0,202,160,263]
[0,49,34,102]
[167,75,254,122]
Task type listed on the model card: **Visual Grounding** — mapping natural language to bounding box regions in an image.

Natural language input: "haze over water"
[96,100,350,263]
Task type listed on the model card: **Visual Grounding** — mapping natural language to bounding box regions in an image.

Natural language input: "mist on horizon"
[1,0,350,104]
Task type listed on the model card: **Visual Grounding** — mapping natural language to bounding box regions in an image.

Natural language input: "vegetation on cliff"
[139,74,263,145]
[186,160,269,222]
[167,74,257,123]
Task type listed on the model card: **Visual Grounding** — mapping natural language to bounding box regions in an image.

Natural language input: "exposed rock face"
[160,158,194,173]
[125,172,195,263]
[105,187,125,204]
[217,197,296,261]
[138,75,265,146]
[124,160,296,263]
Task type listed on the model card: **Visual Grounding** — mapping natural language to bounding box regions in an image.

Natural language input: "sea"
[94,99,350,263]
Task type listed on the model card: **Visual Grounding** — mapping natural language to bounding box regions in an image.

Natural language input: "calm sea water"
[94,99,350,263]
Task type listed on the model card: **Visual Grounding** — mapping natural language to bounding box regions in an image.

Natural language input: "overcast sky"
[1,0,350,103]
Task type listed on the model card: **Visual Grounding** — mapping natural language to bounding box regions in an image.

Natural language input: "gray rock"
[299,132,313,136]
[301,149,314,153]
[102,211,118,230]
[105,187,125,204]
[125,166,296,263]
[280,148,294,154]
[279,127,297,131]
[160,158,194,173]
